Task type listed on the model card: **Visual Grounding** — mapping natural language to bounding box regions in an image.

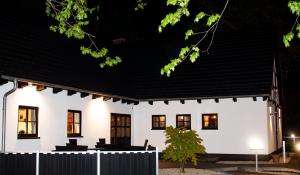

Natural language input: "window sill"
[67,135,83,138]
[176,127,191,130]
[202,128,218,130]
[151,128,165,130]
[18,136,40,140]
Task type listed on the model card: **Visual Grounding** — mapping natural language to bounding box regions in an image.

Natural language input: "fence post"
[283,141,286,163]
[97,150,100,175]
[155,147,159,175]
[36,151,39,175]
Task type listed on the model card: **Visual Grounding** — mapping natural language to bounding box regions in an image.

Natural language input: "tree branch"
[183,0,230,64]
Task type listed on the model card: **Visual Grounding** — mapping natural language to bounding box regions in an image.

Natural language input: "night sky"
[1,0,300,135]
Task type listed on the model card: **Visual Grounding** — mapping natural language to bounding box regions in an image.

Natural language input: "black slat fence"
[0,149,158,175]
[100,152,156,175]
[0,153,36,175]
[39,152,97,175]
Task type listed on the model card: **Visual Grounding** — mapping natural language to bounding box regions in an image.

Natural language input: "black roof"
[0,16,275,101]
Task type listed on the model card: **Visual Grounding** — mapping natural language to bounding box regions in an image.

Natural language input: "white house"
[0,18,282,157]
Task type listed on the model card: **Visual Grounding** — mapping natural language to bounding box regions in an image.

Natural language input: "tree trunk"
[180,162,185,173]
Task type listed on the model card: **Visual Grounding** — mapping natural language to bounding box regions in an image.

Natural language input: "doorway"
[110,113,131,146]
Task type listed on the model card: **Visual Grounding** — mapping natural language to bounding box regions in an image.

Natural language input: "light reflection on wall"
[249,137,264,150]
[88,97,109,123]
[16,85,43,105]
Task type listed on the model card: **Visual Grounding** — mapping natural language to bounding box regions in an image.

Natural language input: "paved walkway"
[159,153,300,175]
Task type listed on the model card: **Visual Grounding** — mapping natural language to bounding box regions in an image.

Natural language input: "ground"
[159,152,300,175]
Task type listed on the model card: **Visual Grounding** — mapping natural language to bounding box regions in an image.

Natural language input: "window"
[18,106,38,139]
[202,114,218,129]
[67,110,82,137]
[176,114,191,129]
[152,115,166,130]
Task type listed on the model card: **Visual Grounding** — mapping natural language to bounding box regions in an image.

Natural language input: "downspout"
[1,79,17,152]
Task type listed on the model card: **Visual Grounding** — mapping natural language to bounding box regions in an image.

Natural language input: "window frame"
[67,110,82,137]
[176,114,191,130]
[152,115,166,130]
[17,105,39,139]
[202,113,218,130]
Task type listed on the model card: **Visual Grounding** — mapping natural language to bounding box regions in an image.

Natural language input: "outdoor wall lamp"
[296,143,300,152]
[291,134,296,145]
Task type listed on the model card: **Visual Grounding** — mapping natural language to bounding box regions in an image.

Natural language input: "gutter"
[1,79,17,152]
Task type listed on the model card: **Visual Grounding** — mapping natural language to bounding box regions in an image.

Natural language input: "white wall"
[1,82,279,154]
[133,98,270,154]
[0,82,133,152]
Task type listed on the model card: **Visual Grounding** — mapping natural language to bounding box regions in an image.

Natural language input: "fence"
[0,148,158,175]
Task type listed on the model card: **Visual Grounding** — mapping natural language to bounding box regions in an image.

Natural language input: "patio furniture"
[94,138,150,151]
[55,139,88,151]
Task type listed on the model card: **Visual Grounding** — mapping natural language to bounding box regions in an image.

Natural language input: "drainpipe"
[1,79,17,152]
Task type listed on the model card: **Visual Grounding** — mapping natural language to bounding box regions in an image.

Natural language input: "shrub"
[162,126,206,173]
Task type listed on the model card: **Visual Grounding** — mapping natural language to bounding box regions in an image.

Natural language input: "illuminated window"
[18,106,38,139]
[152,115,166,130]
[202,114,218,129]
[67,110,82,137]
[176,114,191,129]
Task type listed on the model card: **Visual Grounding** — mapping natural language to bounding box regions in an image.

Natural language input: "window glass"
[74,113,80,123]
[176,114,191,129]
[67,110,82,137]
[126,117,130,126]
[18,122,27,134]
[28,109,36,121]
[28,122,36,134]
[18,108,27,122]
[152,115,166,130]
[202,114,218,129]
[17,106,38,138]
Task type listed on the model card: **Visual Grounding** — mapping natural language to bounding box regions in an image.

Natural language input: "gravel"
[159,168,229,175]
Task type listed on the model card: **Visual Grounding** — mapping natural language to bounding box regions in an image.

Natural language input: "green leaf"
[178,0,189,8]
[288,1,300,15]
[158,26,163,33]
[283,32,294,47]
[135,0,147,11]
[206,14,220,26]
[179,46,189,57]
[189,51,199,63]
[194,12,205,22]
[192,46,199,52]
[167,0,177,6]
[100,47,108,57]
[296,24,300,39]
[185,29,193,40]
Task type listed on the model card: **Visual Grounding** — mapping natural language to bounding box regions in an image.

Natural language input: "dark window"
[67,110,82,137]
[152,115,166,130]
[176,114,191,129]
[18,106,38,139]
[202,114,218,129]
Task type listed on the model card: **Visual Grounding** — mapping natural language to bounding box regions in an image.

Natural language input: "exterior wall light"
[249,138,264,172]
[296,143,300,152]
[249,139,264,150]
[291,134,296,145]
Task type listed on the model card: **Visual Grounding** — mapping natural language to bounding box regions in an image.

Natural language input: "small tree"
[162,126,206,173]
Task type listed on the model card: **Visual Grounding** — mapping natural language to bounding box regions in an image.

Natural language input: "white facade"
[0,82,133,152]
[0,81,281,155]
[133,99,271,154]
